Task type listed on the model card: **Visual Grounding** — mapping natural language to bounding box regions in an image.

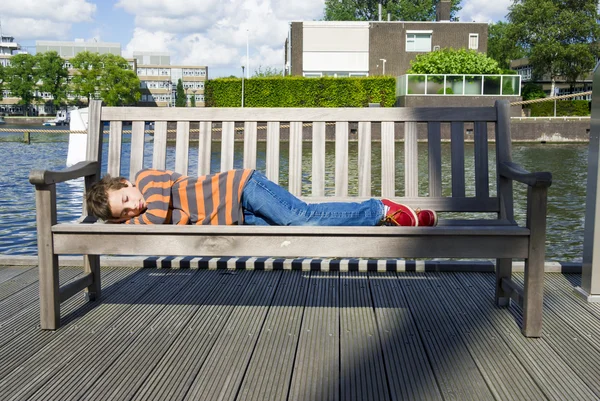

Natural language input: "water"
[0,125,589,262]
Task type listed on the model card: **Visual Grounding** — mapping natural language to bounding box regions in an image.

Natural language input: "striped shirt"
[124,168,254,225]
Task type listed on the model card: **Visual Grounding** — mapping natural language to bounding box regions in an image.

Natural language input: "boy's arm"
[123,209,167,225]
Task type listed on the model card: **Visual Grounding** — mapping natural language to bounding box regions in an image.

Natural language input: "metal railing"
[397,74,522,96]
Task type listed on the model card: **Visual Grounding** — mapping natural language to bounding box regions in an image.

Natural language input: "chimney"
[436,0,451,21]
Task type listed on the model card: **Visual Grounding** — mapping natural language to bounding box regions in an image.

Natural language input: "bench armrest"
[29,161,99,186]
[498,161,552,188]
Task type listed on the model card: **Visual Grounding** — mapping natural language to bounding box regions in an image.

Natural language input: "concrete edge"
[0,255,582,273]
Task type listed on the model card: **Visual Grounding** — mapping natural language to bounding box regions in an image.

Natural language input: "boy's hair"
[86,175,128,221]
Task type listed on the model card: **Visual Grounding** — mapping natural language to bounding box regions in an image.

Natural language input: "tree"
[175,79,186,107]
[5,53,37,115]
[190,94,196,107]
[407,48,501,74]
[522,82,546,101]
[70,51,103,104]
[97,53,141,106]
[35,51,69,111]
[252,65,283,77]
[508,0,600,94]
[324,0,462,22]
[487,21,525,70]
[0,63,5,101]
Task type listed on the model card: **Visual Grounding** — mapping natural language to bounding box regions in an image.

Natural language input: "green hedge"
[526,100,591,117]
[205,76,397,107]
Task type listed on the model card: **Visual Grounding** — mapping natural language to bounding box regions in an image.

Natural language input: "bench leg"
[495,258,512,307]
[35,184,60,330]
[522,186,548,338]
[84,255,101,301]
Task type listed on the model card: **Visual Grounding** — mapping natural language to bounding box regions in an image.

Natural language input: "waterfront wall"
[202,119,591,143]
[5,116,591,143]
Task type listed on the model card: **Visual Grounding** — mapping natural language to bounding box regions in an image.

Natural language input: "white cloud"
[122,28,177,57]
[2,0,95,23]
[458,0,511,23]
[118,0,325,77]
[1,0,96,40]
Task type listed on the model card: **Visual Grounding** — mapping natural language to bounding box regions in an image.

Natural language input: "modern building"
[133,52,207,107]
[511,57,594,100]
[0,34,27,115]
[284,1,488,78]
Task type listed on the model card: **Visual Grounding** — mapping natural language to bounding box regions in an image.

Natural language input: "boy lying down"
[86,168,437,227]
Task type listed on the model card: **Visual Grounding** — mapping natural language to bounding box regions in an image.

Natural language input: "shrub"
[205,76,397,107]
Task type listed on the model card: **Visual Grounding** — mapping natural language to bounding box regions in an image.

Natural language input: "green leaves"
[205,77,396,107]
[35,51,69,107]
[70,51,140,106]
[407,48,501,74]
[508,0,600,85]
[5,54,38,115]
[323,0,462,22]
[176,79,186,107]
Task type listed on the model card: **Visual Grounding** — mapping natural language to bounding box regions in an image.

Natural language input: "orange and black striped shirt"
[124,168,254,225]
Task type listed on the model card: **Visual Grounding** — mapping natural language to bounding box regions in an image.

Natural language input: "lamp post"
[246,29,250,79]
[241,65,245,108]
[380,58,387,75]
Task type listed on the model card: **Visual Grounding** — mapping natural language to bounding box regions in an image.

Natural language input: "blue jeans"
[241,171,384,226]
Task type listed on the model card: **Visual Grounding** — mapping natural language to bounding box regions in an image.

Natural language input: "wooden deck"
[1,264,600,401]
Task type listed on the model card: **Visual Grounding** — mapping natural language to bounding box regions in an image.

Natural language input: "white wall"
[302,22,369,73]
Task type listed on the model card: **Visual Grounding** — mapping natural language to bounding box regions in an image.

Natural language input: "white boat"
[43,109,70,126]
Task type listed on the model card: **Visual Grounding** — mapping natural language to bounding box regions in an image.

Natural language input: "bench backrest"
[85,100,513,217]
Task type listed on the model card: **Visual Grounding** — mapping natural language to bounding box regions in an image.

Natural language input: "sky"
[0,0,512,78]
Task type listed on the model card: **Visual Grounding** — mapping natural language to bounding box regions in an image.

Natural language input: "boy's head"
[86,175,147,223]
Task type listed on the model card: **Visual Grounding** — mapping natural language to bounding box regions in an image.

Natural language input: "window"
[406,31,432,52]
[469,34,479,50]
[303,72,322,78]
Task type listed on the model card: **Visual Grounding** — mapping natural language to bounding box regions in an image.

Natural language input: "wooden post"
[36,184,60,330]
[23,131,30,144]
[577,63,600,302]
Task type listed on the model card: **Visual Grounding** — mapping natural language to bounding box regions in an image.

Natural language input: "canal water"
[0,124,588,261]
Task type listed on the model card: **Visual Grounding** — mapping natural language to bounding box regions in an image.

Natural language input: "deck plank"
[458,273,600,401]
[0,267,600,401]
[183,270,281,401]
[237,270,309,401]
[398,272,495,400]
[339,272,389,401]
[369,272,443,401]
[289,271,340,401]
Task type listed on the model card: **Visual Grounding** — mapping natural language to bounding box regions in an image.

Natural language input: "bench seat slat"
[152,121,168,170]
[101,107,497,122]
[52,223,528,236]
[312,121,326,196]
[358,122,371,197]
[129,121,145,181]
[243,121,258,169]
[175,121,190,175]
[198,121,212,176]
[335,122,349,197]
[52,231,529,259]
[107,121,123,177]
[288,121,303,196]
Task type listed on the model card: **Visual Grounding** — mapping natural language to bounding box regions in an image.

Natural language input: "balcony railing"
[397,74,521,96]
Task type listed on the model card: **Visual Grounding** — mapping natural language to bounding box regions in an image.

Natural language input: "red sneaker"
[381,199,418,226]
[416,208,438,226]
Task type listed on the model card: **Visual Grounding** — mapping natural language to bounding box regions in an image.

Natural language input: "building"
[133,52,207,107]
[0,34,27,115]
[0,39,207,115]
[284,2,488,78]
[511,57,594,100]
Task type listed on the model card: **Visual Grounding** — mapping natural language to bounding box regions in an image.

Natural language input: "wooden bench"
[30,99,552,337]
